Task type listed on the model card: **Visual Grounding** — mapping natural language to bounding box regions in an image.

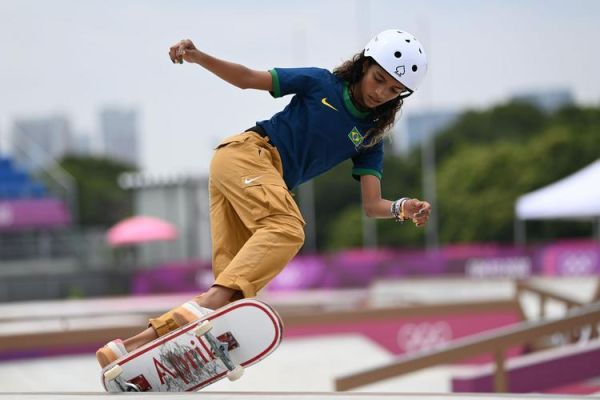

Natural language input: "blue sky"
[1,0,599,175]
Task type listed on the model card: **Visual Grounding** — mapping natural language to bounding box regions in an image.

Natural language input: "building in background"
[400,110,459,153]
[71,131,94,157]
[11,115,73,170]
[119,172,211,265]
[100,108,139,167]
[511,88,574,113]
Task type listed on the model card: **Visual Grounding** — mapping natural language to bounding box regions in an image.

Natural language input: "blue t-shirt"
[256,67,384,190]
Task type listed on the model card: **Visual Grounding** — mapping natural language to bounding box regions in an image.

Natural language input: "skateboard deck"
[101,299,283,392]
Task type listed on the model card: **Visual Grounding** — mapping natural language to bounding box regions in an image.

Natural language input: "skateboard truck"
[103,365,141,392]
[194,320,245,381]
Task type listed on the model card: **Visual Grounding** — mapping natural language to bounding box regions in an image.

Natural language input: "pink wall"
[285,309,523,363]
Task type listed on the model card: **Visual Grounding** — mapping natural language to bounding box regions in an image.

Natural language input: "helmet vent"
[405,39,411,43]
[419,48,422,54]
[394,51,402,58]
[412,65,418,72]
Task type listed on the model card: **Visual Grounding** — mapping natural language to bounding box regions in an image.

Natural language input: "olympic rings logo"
[397,321,453,353]
[559,251,598,275]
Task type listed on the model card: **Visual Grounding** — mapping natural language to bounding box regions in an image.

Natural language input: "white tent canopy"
[516,159,600,220]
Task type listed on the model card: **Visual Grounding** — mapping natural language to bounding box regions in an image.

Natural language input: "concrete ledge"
[452,339,600,392]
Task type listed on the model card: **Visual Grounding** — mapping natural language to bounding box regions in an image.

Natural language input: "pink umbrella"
[106,216,177,247]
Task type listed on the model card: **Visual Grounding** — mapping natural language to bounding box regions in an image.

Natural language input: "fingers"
[168,46,177,63]
[168,45,181,64]
[411,200,431,227]
[414,201,431,216]
[176,44,186,64]
[168,39,191,64]
[168,41,180,63]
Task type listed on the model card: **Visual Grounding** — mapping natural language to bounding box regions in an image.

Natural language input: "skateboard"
[101,299,283,392]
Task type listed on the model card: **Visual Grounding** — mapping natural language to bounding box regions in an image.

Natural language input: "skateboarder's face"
[354,63,406,109]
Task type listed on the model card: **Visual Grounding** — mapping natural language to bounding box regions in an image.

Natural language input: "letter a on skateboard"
[101,299,283,392]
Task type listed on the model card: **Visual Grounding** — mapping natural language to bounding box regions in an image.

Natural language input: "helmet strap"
[399,89,414,99]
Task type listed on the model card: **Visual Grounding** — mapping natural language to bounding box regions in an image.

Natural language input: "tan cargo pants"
[208,131,305,298]
[148,131,305,335]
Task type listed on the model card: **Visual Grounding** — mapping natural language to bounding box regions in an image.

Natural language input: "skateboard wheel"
[194,320,213,336]
[226,365,244,381]
[104,364,123,381]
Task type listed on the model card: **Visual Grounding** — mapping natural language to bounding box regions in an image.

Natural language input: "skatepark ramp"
[335,300,600,392]
[452,338,600,392]
[0,289,524,361]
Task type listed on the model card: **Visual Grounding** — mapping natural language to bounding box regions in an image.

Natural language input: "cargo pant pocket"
[242,176,305,225]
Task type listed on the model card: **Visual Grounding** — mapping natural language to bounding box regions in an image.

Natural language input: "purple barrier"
[452,341,600,393]
[536,239,600,276]
[130,241,599,294]
[0,198,71,231]
[443,244,534,278]
[267,255,331,290]
[268,248,446,290]
[286,306,524,363]
[0,344,102,362]
[132,260,212,295]
[325,248,397,288]
[131,249,534,294]
[326,245,533,283]
[381,250,447,277]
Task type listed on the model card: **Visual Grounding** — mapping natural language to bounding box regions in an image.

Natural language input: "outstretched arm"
[360,175,431,226]
[169,39,272,91]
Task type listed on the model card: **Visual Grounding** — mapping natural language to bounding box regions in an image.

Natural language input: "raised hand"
[402,198,431,227]
[168,39,198,64]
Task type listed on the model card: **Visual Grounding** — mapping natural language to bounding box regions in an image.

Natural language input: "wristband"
[390,201,399,219]
[391,197,410,222]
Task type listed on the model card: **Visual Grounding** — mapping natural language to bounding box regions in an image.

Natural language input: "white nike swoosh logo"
[244,176,262,184]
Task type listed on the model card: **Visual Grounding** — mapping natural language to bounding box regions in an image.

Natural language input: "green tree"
[315,102,600,248]
[60,155,136,226]
[309,142,424,251]
[437,141,527,242]
[435,102,548,162]
[436,105,600,244]
[310,160,362,250]
[326,206,364,250]
[377,148,425,247]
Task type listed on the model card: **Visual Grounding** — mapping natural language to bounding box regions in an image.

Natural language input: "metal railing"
[0,228,110,268]
[335,299,600,392]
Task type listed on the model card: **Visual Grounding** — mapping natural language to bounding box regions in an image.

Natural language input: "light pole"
[356,0,377,248]
[419,17,439,253]
[293,23,318,252]
[421,132,439,252]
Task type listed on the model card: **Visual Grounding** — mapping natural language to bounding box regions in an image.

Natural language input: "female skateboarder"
[97,29,431,367]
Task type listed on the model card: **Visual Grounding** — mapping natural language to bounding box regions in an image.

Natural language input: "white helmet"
[364,29,428,96]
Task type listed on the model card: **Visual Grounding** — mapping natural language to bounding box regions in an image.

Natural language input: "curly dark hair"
[333,51,404,147]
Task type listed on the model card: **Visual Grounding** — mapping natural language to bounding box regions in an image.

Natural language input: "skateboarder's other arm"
[360,175,431,227]
[169,39,272,91]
